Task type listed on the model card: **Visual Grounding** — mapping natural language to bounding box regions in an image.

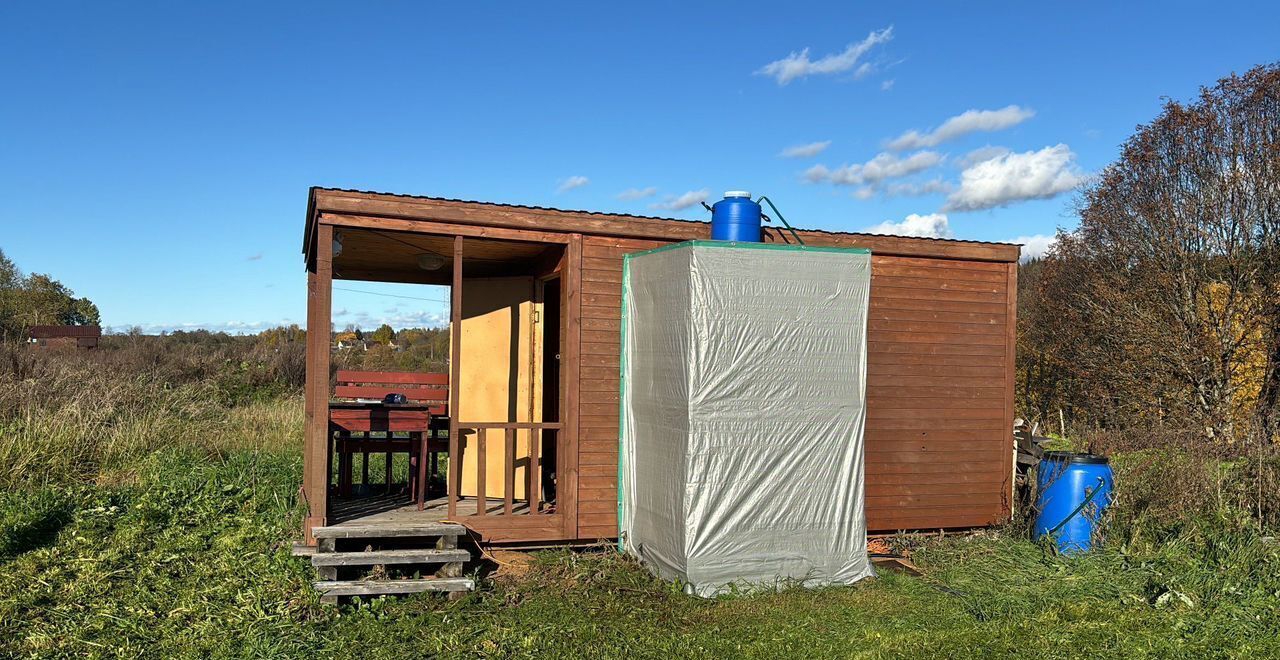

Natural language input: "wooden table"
[328,401,448,506]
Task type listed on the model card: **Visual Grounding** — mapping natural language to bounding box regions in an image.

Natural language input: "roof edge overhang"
[303,187,1021,265]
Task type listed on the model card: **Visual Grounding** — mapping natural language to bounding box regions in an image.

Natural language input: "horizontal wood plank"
[333,385,448,400]
[578,487,616,501]
[866,483,1005,497]
[873,274,1006,293]
[872,287,1006,304]
[866,362,1005,377]
[869,308,1007,326]
[869,330,1007,347]
[336,370,449,385]
[869,385,1007,399]
[870,298,1008,315]
[868,510,1001,531]
[582,268,624,284]
[872,262,1008,282]
[868,341,1006,357]
[576,524,618,539]
[868,319,1005,336]
[872,254,1008,273]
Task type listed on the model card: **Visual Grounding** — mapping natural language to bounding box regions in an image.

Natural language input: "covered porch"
[301,197,584,545]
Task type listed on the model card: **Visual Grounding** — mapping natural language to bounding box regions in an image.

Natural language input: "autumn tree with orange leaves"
[1020,63,1280,441]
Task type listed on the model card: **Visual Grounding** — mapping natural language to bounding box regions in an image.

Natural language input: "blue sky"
[2,2,1277,333]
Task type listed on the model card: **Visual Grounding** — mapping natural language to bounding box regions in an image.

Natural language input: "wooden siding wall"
[575,236,1013,539]
[576,237,665,539]
[863,254,1012,530]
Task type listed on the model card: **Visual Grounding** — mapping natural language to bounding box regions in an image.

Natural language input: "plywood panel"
[457,277,538,499]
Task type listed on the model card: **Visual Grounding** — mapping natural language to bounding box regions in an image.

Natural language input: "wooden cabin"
[28,325,100,350]
[299,187,1020,551]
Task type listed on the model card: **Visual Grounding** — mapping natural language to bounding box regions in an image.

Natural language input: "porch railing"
[448,422,562,518]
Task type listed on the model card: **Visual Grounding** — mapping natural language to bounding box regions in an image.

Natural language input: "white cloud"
[756,27,893,85]
[864,213,953,238]
[849,178,953,201]
[803,164,831,183]
[884,178,954,197]
[779,140,832,159]
[808,151,944,186]
[1008,234,1056,262]
[651,189,709,211]
[887,105,1035,151]
[557,175,590,193]
[880,79,895,91]
[617,186,658,200]
[957,145,1011,168]
[943,144,1085,212]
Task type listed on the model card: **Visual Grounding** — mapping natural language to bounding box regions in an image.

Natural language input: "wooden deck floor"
[328,492,533,528]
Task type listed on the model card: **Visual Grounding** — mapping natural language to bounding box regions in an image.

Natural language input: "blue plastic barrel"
[711,191,762,242]
[1034,451,1114,554]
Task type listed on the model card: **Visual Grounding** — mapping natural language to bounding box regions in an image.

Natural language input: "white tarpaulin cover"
[619,241,875,597]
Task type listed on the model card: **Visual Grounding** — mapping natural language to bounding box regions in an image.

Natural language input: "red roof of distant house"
[28,325,101,339]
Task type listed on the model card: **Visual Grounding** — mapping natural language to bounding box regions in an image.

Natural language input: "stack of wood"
[1013,418,1052,504]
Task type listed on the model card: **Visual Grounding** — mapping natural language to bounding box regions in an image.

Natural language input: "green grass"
[2,396,1278,658]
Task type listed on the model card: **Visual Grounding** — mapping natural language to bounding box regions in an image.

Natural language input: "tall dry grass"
[0,341,304,490]
[1070,427,1280,539]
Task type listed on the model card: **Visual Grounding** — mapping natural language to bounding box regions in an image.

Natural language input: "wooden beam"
[448,235,463,520]
[761,227,1021,263]
[476,431,486,516]
[504,428,516,516]
[532,245,566,278]
[310,190,1021,262]
[320,212,573,245]
[302,223,333,544]
[314,195,689,243]
[1001,261,1018,522]
[563,233,582,538]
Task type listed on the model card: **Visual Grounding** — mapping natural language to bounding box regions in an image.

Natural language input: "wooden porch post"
[561,233,581,538]
[302,223,333,544]
[447,236,463,519]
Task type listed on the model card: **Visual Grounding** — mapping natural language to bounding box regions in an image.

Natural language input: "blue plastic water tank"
[1034,451,1114,554]
[711,191,762,242]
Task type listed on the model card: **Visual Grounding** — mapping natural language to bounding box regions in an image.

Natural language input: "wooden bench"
[328,370,449,505]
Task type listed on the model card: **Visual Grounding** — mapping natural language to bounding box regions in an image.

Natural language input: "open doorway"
[539,276,561,507]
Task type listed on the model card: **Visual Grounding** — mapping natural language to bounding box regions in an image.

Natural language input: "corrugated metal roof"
[308,186,1019,248]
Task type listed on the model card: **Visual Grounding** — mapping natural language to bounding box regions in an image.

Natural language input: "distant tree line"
[1018,63,1280,442]
[332,324,449,374]
[0,248,100,341]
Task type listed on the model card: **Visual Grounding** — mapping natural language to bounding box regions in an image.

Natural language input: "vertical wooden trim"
[448,236,463,520]
[1002,261,1018,522]
[476,431,486,515]
[302,224,333,544]
[563,234,582,537]
[504,428,516,515]
[528,429,540,513]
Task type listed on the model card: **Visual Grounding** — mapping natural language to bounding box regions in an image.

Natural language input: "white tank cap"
[723,190,752,198]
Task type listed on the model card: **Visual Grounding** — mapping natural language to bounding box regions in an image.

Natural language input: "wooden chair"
[328,370,449,502]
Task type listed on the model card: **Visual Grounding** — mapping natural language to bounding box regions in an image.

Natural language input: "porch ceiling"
[332,226,555,285]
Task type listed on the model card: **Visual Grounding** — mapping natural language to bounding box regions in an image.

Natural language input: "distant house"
[333,331,366,350]
[28,325,101,350]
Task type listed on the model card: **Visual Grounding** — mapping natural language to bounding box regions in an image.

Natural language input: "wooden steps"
[311,521,466,540]
[314,578,474,597]
[311,548,470,567]
[304,520,476,602]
